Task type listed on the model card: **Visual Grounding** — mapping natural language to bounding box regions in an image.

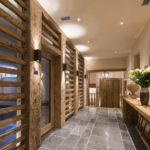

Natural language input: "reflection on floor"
[0,122,16,149]
[39,107,147,150]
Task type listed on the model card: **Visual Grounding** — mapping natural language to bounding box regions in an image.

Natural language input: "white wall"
[86,57,127,70]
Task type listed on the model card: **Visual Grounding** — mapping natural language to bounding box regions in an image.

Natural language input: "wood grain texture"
[14,0,27,9]
[0,53,26,65]
[1,0,27,21]
[0,67,25,76]
[0,39,26,55]
[0,8,26,32]
[0,81,25,87]
[0,124,26,141]
[14,144,26,150]
[0,93,25,101]
[0,24,26,43]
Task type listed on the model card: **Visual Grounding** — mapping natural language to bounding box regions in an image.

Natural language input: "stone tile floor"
[38,107,147,150]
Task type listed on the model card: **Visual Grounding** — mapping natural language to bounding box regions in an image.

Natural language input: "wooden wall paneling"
[74,50,78,115]
[82,58,85,108]
[54,34,65,127]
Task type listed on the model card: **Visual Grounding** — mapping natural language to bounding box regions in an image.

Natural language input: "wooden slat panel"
[65,93,74,97]
[0,114,25,127]
[65,98,74,103]
[0,81,25,87]
[65,107,74,114]
[0,104,26,115]
[0,67,25,76]
[0,93,25,101]
[42,21,59,39]
[66,51,74,59]
[65,111,74,119]
[66,84,74,87]
[66,78,74,82]
[14,0,26,9]
[0,124,26,141]
[66,56,74,63]
[65,73,74,78]
[0,54,26,65]
[66,62,74,68]
[0,9,26,32]
[66,89,74,92]
[1,136,25,150]
[66,67,74,73]
[0,39,26,55]
[66,45,74,54]
[65,103,74,109]
[0,24,26,43]
[14,144,26,150]
[42,30,58,47]
[1,0,27,21]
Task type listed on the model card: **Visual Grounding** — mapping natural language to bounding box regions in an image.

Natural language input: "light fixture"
[63,64,67,71]
[87,41,89,43]
[77,71,80,76]
[41,73,44,79]
[34,66,38,74]
[77,18,81,21]
[115,51,117,53]
[34,50,41,62]
[93,53,95,55]
[120,22,123,25]
[101,72,110,79]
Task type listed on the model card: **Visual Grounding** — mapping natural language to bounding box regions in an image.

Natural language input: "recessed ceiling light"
[115,51,117,53]
[93,53,95,55]
[120,22,123,25]
[77,18,81,21]
[87,41,89,43]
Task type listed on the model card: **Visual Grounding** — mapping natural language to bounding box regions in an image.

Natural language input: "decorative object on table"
[128,66,150,105]
[124,70,139,98]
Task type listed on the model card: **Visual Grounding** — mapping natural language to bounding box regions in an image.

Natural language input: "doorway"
[41,51,53,136]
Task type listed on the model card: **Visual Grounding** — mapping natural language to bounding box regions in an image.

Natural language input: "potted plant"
[128,66,150,105]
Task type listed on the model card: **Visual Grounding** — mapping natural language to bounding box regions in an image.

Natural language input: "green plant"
[128,66,150,88]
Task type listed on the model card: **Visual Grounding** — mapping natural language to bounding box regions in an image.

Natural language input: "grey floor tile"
[41,136,65,150]
[71,125,86,136]
[121,131,132,141]
[82,116,92,121]
[86,123,95,130]
[90,119,96,123]
[79,120,89,126]
[96,117,106,123]
[82,129,91,139]
[92,127,108,137]
[63,121,78,129]
[57,145,74,150]
[123,140,136,150]
[53,128,72,137]
[109,122,119,129]
[38,147,50,150]
[95,122,108,129]
[108,137,124,150]
[119,124,127,131]
[108,128,121,138]
[62,134,80,147]
[87,135,107,150]
[75,138,88,150]
[67,118,81,123]
[108,119,118,123]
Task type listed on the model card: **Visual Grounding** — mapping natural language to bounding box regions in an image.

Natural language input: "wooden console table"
[123,96,150,150]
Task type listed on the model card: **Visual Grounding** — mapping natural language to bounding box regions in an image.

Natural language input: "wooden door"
[99,78,122,108]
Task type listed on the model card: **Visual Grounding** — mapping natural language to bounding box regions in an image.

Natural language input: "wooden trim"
[0,104,26,115]
[65,73,74,78]
[65,107,74,114]
[0,114,25,127]
[1,0,27,21]
[0,24,26,43]
[0,124,26,141]
[65,98,74,103]
[14,144,26,150]
[42,21,58,39]
[14,0,26,9]
[0,81,25,87]
[66,89,74,92]
[66,84,74,87]
[42,30,58,47]
[65,103,74,109]
[0,93,25,101]
[66,56,74,63]
[0,39,26,55]
[66,67,74,73]
[41,50,52,60]
[42,38,61,56]
[0,67,25,76]
[89,83,96,88]
[66,45,75,54]
[0,9,26,32]
[66,51,74,59]
[1,136,25,150]
[41,123,52,136]
[66,78,74,82]
[0,54,26,65]
[65,93,74,97]
[65,111,74,119]
[66,62,74,68]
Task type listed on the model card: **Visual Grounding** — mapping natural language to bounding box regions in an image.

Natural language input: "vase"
[140,88,149,105]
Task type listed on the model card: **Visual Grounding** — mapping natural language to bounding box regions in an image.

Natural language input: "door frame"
[40,51,54,136]
[86,69,126,106]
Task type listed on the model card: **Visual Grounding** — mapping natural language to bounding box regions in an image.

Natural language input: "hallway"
[38,107,147,150]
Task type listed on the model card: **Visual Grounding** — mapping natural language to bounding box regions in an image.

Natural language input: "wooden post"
[74,50,78,115]
[54,34,65,127]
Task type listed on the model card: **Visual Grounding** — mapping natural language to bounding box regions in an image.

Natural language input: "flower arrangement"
[128,66,150,88]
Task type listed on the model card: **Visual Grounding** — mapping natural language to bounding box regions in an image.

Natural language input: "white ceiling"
[37,0,150,60]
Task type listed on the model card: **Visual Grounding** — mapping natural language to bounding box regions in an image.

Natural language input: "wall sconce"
[41,73,44,79]
[77,71,80,76]
[34,66,38,74]
[101,71,110,79]
[63,64,67,71]
[34,50,41,62]
[85,75,86,78]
